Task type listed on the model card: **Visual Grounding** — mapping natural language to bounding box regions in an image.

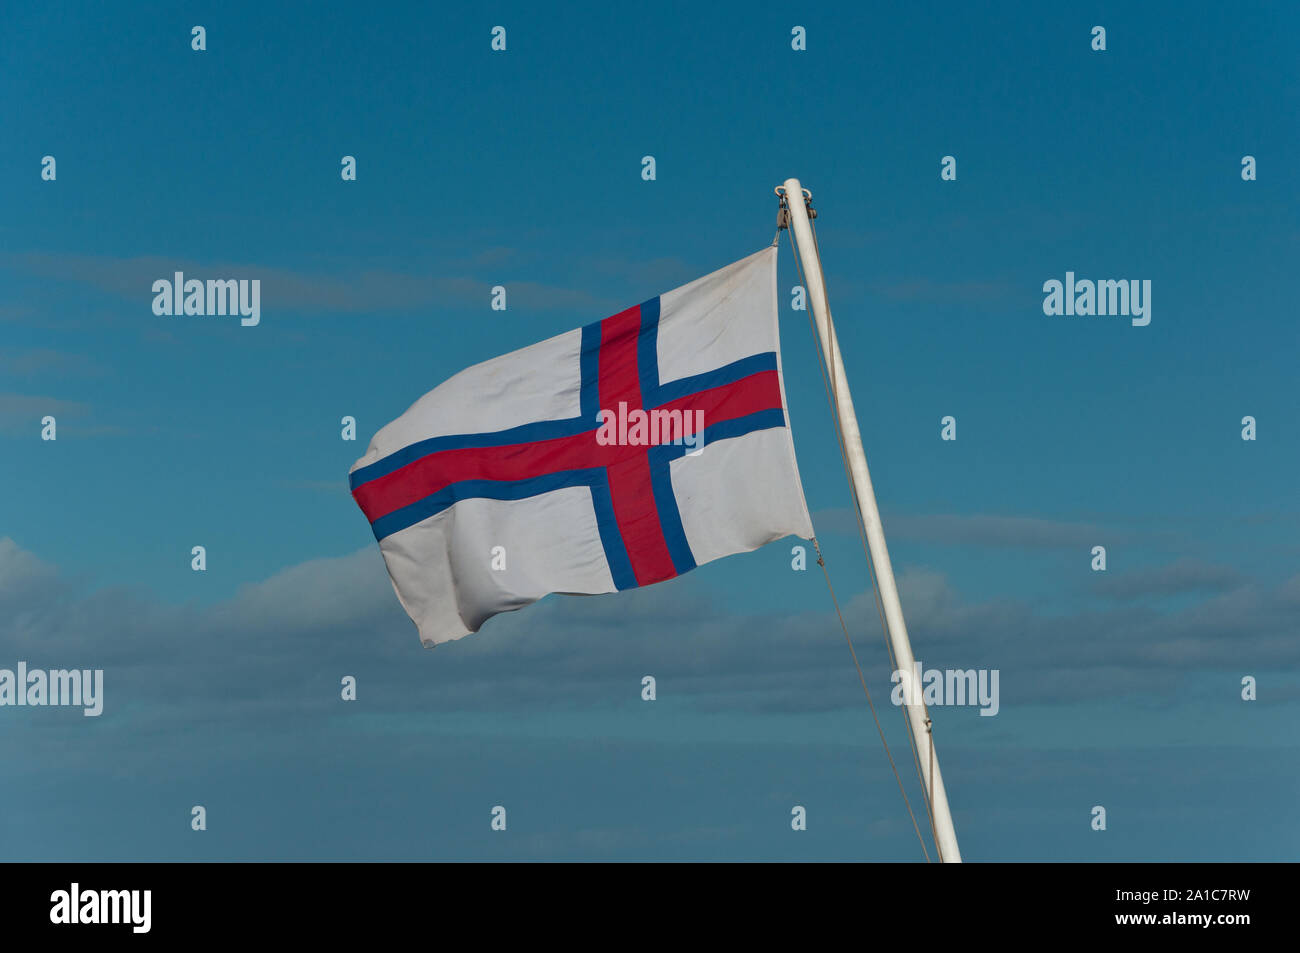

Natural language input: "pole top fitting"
[775,190,790,230]
[775,184,816,222]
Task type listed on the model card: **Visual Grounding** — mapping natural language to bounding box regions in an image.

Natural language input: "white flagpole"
[782,177,962,863]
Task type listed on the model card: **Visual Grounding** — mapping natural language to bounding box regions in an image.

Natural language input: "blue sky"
[1,0,1297,860]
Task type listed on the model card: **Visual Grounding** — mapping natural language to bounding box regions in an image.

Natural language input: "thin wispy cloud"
[1091,559,1245,602]
[0,348,107,378]
[0,393,89,437]
[872,277,1018,305]
[814,509,1131,549]
[1,252,619,315]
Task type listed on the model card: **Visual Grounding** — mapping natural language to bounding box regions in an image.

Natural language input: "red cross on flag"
[349,247,814,646]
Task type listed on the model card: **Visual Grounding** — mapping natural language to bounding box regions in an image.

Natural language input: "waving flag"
[350,246,813,646]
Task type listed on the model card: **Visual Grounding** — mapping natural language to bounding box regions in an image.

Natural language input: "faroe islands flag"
[350,246,814,646]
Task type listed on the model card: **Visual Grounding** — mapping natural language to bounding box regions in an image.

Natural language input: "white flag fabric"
[350,246,814,646]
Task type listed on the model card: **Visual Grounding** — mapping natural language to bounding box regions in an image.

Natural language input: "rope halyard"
[811,537,931,863]
[803,205,948,862]
[781,194,937,861]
